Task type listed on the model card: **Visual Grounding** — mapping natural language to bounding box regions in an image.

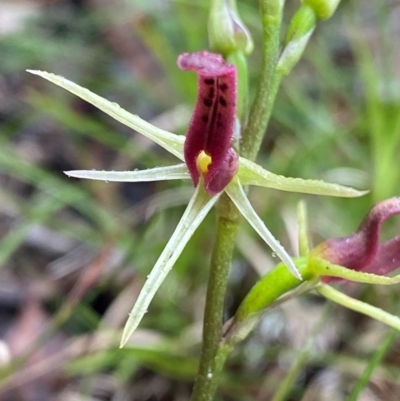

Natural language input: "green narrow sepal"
[309,257,400,285]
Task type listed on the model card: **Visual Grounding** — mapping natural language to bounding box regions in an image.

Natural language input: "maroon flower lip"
[311,197,400,282]
[178,51,239,195]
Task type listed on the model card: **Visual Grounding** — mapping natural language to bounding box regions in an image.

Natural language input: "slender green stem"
[271,302,332,401]
[191,2,286,399]
[240,0,284,160]
[190,194,241,401]
[347,327,397,401]
[271,350,309,401]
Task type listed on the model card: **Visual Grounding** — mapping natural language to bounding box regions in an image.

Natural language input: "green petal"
[238,158,368,197]
[120,185,220,347]
[225,178,302,280]
[27,70,185,161]
[65,164,190,182]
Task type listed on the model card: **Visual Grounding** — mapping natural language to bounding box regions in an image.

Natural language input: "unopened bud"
[286,4,316,45]
[208,0,254,56]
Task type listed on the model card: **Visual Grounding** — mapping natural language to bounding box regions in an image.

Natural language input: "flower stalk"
[191,1,350,399]
[190,194,240,401]
[240,0,284,161]
[191,2,285,399]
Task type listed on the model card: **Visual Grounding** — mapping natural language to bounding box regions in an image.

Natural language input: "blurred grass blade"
[26,91,146,159]
[271,302,333,401]
[347,327,397,401]
[0,192,65,266]
[0,145,117,233]
[347,2,400,200]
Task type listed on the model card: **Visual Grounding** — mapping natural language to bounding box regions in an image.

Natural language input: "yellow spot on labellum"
[196,151,212,175]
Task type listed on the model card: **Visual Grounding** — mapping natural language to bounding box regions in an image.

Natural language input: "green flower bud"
[277,4,316,76]
[304,0,341,20]
[208,0,254,56]
[285,4,316,45]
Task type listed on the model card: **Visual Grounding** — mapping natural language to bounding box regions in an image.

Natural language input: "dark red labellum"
[178,51,239,195]
[311,197,400,282]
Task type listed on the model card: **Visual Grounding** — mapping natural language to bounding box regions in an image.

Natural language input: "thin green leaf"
[225,178,302,280]
[27,70,185,161]
[65,164,190,182]
[238,158,368,197]
[120,185,220,347]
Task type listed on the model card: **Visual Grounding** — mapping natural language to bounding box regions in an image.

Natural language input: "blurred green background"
[1,0,400,400]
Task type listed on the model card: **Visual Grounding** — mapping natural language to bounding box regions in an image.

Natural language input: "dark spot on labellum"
[208,88,215,99]
[203,99,212,107]
[202,115,209,123]
[204,78,215,85]
[219,96,227,107]
[217,122,224,128]
[219,83,228,92]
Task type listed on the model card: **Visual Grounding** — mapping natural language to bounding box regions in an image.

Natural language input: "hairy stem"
[190,194,240,401]
[240,0,284,160]
[191,1,285,400]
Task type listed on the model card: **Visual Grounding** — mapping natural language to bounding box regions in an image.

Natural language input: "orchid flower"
[27,51,365,347]
[227,198,400,345]
[305,197,400,332]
